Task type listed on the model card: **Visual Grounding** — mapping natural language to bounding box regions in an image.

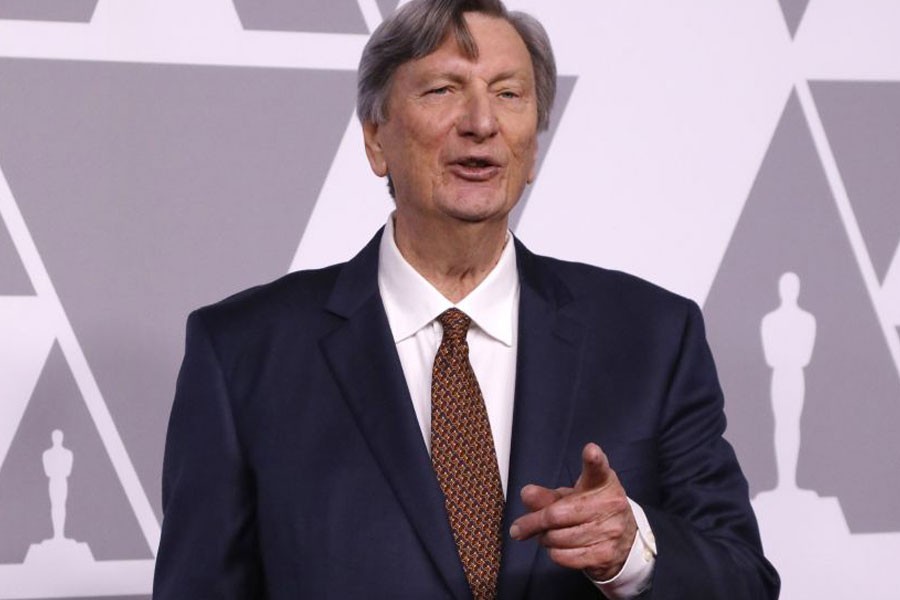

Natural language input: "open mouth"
[457,157,496,168]
[450,156,501,181]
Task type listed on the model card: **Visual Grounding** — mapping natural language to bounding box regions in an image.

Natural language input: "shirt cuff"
[589,498,657,600]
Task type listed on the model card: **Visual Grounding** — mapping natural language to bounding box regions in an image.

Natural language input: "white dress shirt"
[377,215,655,598]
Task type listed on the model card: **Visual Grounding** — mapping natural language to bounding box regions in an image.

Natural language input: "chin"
[439,191,515,224]
[443,203,511,225]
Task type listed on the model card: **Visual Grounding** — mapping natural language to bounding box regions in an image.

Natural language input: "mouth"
[449,156,502,182]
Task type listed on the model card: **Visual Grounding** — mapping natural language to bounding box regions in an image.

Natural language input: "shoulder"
[202,264,341,320]
[520,243,697,318]
[193,227,383,328]
[186,262,346,349]
[516,243,703,351]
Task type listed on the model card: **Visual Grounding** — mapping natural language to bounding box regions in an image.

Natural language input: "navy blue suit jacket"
[153,231,779,599]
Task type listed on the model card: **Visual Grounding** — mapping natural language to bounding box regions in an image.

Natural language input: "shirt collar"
[377,214,519,346]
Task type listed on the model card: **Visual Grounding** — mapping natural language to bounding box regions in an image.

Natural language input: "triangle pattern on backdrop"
[811,81,900,285]
[704,90,900,534]
[0,58,357,521]
[0,209,33,295]
[510,75,578,231]
[232,0,368,34]
[778,0,811,38]
[0,343,151,564]
[0,0,98,23]
[376,0,401,21]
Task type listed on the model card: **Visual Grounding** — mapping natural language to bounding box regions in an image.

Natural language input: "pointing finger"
[575,443,614,491]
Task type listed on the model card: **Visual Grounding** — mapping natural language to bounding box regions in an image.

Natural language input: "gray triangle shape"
[232,0,368,34]
[704,90,900,533]
[0,343,151,563]
[0,58,357,519]
[375,0,401,21]
[510,75,578,231]
[0,0,98,23]
[778,0,811,38]
[811,81,900,284]
[0,210,34,295]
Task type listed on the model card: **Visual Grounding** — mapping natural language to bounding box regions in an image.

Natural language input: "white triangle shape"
[0,164,157,597]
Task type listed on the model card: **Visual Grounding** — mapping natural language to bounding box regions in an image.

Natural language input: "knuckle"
[548,546,581,568]
[573,493,598,518]
[590,540,615,562]
[548,547,565,564]
[540,529,560,548]
[544,504,568,528]
[608,494,629,514]
[607,519,626,539]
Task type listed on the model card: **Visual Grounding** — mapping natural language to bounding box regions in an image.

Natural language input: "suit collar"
[323,227,384,319]
[498,239,585,599]
[322,228,472,599]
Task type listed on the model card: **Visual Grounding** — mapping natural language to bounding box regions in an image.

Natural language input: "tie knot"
[438,308,471,343]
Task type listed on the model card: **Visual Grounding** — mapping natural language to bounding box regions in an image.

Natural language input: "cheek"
[396,123,441,160]
[511,137,538,174]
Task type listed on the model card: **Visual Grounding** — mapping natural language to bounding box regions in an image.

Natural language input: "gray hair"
[357,0,557,132]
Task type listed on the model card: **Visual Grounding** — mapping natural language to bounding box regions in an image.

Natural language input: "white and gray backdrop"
[1,1,898,598]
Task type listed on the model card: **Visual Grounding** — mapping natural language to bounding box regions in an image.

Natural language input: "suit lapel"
[319,231,471,600]
[498,241,586,600]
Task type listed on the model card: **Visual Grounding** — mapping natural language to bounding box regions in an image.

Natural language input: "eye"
[427,86,452,96]
[498,90,520,99]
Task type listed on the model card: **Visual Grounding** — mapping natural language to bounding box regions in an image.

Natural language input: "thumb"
[575,443,614,491]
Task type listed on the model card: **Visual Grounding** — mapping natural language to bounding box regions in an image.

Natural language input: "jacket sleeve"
[153,311,264,599]
[642,301,780,599]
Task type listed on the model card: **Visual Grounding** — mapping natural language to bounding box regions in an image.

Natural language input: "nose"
[457,89,498,141]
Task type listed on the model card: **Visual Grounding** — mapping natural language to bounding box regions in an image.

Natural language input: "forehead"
[399,12,534,82]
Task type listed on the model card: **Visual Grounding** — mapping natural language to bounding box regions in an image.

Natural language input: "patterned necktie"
[431,308,505,600]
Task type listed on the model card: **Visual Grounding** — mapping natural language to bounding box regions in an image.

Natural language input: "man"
[153,1,779,598]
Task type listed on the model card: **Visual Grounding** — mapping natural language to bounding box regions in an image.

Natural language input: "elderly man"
[153,1,779,598]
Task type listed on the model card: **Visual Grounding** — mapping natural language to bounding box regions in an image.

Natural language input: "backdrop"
[1,1,898,598]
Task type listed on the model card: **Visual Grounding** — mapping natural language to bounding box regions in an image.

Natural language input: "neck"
[393,212,508,303]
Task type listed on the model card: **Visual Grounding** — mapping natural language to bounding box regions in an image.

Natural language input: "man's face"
[364,12,539,227]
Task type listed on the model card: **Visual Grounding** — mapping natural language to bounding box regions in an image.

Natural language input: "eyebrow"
[418,68,531,87]
[489,70,530,86]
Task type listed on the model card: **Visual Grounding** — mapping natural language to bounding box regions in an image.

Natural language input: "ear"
[363,120,389,177]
